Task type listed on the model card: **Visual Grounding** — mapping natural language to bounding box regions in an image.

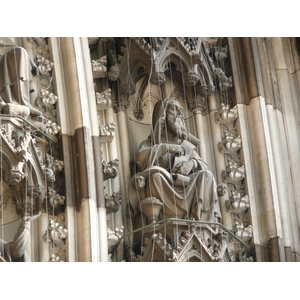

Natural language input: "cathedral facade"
[0,37,299,262]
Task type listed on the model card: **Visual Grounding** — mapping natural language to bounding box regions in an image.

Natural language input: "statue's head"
[164,98,189,140]
[135,175,145,189]
[217,184,227,197]
[151,98,189,144]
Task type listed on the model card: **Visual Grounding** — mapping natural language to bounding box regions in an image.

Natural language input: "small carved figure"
[0,41,41,117]
[0,211,41,262]
[217,184,227,197]
[128,98,222,223]
[108,65,120,81]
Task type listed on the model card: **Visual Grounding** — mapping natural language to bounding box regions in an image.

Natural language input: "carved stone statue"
[0,211,41,262]
[0,39,41,117]
[127,98,222,223]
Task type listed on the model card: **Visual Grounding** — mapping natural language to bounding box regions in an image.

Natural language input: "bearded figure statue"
[127,98,222,224]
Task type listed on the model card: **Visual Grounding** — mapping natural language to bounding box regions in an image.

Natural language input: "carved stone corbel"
[92,55,107,78]
[99,122,115,143]
[198,84,215,98]
[3,169,25,185]
[187,95,207,113]
[102,158,119,181]
[184,71,200,86]
[113,97,131,113]
[105,191,121,215]
[96,89,112,110]
[150,71,166,85]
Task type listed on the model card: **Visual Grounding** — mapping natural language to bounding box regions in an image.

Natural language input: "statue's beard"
[167,115,189,140]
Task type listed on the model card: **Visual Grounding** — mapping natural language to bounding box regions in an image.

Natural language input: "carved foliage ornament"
[216,103,252,245]
[92,56,107,78]
[102,158,119,181]
[43,219,68,248]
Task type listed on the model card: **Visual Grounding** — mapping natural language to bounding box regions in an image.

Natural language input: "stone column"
[81,37,109,262]
[271,37,300,260]
[50,37,102,262]
[193,108,208,164]
[114,102,132,257]
[229,37,286,261]
[38,211,49,262]
[228,37,264,261]
[105,107,123,261]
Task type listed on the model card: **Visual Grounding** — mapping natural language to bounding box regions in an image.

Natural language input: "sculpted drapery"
[128,98,222,223]
[0,41,40,116]
[0,212,41,262]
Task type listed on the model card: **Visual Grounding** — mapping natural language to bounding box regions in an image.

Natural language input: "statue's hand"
[178,160,194,175]
[23,211,42,223]
[168,145,185,156]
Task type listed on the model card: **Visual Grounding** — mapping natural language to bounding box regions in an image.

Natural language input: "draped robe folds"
[128,138,222,222]
[0,46,33,108]
[0,220,30,262]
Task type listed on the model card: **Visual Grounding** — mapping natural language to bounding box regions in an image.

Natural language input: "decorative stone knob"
[140,197,163,224]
